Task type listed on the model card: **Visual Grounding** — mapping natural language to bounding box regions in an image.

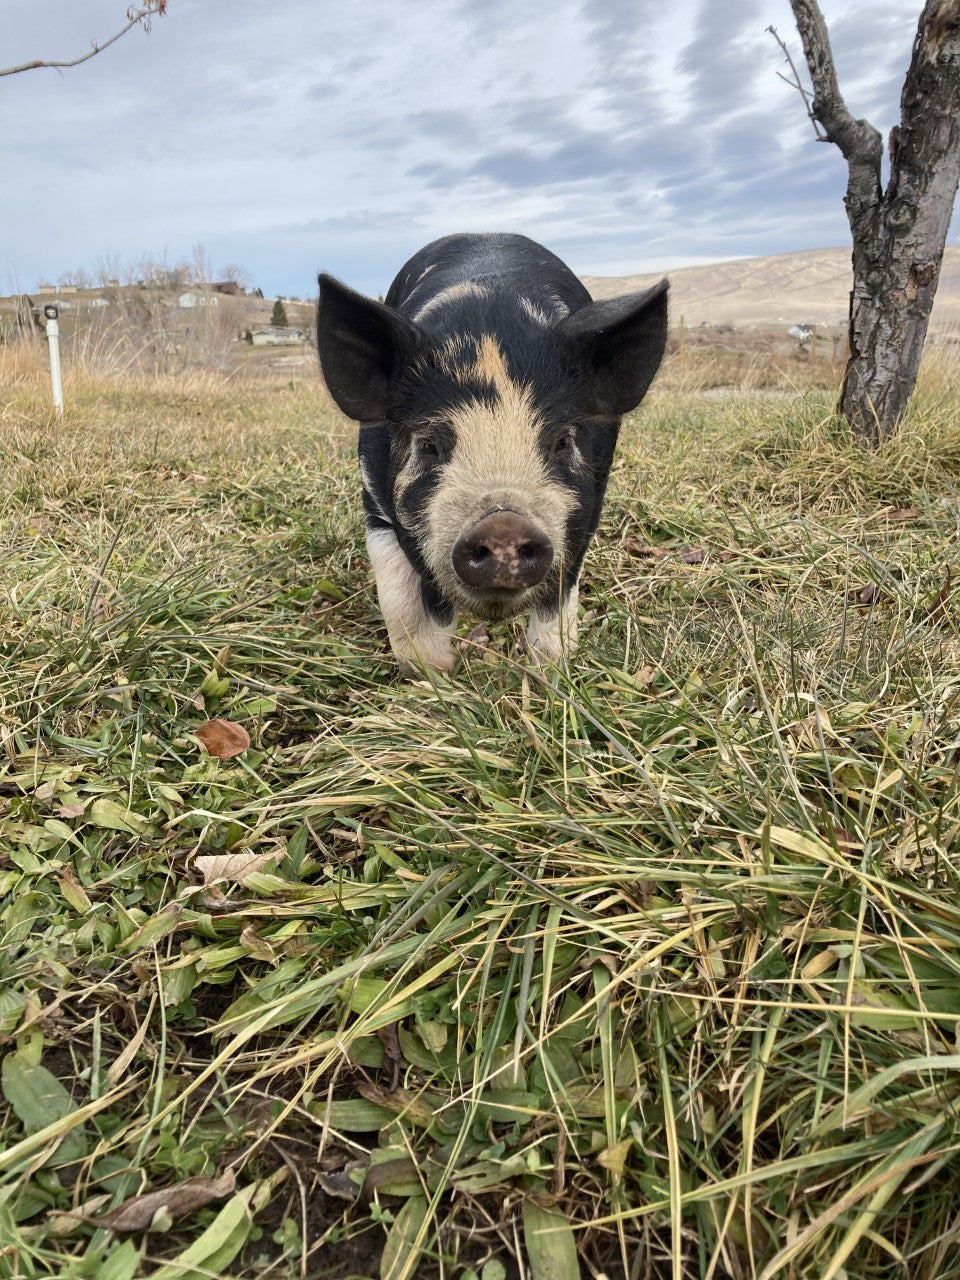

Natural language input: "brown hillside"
[583,245,960,333]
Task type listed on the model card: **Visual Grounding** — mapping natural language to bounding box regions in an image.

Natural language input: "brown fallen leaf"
[926,566,954,625]
[677,545,709,565]
[457,623,490,654]
[377,1023,402,1092]
[194,849,276,885]
[94,1170,235,1232]
[884,507,921,523]
[318,1159,368,1203]
[196,718,250,760]
[622,537,666,559]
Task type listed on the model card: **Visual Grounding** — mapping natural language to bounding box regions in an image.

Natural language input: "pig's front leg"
[525,580,580,666]
[366,527,458,674]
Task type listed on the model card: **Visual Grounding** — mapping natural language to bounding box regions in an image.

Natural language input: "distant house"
[58,285,78,295]
[38,284,57,295]
[212,280,243,296]
[248,327,307,347]
[178,291,220,309]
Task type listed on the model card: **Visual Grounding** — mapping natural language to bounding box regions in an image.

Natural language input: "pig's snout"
[452,509,554,593]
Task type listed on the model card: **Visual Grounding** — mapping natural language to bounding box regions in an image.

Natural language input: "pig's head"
[317,276,668,621]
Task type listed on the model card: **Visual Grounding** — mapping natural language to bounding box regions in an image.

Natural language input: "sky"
[1,0,944,299]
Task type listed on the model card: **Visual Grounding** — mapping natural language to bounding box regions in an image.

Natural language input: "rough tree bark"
[785,0,960,443]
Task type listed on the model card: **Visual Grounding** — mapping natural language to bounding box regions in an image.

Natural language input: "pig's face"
[388,333,584,620]
[317,265,667,630]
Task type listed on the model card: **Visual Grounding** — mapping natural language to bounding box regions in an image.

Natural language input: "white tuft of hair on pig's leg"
[525,580,579,666]
[366,528,458,674]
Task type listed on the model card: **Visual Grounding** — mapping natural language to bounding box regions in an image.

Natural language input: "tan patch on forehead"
[468,334,513,391]
[411,280,488,323]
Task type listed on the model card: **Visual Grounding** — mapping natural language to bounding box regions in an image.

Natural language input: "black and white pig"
[316,232,667,673]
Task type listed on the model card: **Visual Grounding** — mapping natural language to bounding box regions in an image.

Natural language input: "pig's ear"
[560,279,668,417]
[317,274,421,422]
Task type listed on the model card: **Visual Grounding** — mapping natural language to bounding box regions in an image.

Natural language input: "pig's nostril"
[453,513,554,592]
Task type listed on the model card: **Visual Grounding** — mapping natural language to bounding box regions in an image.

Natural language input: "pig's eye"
[418,438,439,459]
[554,433,571,456]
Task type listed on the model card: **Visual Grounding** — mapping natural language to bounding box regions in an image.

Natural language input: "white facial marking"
[417,337,578,610]
[526,581,580,666]
[366,527,458,673]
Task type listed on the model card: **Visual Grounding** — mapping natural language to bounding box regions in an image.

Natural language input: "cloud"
[1,0,928,298]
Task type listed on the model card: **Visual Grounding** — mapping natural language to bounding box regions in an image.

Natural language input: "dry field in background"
[2,340,960,1280]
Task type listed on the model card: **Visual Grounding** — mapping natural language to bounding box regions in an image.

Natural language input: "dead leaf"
[194,849,275,885]
[678,545,709,565]
[196,718,250,760]
[57,802,86,819]
[622,537,665,559]
[457,623,490,654]
[884,507,921,523]
[94,1170,235,1232]
[926,566,954,625]
[377,1023,402,1092]
[318,1160,367,1203]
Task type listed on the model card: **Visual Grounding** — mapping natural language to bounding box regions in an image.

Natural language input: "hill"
[583,245,960,333]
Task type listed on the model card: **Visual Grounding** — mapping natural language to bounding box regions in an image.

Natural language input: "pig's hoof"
[524,636,575,669]
[392,634,458,676]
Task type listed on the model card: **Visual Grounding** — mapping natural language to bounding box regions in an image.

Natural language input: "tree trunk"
[789,0,960,444]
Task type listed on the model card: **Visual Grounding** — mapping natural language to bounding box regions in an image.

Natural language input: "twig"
[767,24,827,140]
[0,3,166,78]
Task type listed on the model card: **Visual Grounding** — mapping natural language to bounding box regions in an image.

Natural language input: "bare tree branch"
[786,0,884,184]
[780,0,960,442]
[0,3,167,78]
[767,25,827,140]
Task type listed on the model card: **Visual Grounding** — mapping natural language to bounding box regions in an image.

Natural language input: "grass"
[2,340,960,1279]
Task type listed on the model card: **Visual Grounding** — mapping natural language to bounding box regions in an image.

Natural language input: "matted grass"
[2,349,960,1280]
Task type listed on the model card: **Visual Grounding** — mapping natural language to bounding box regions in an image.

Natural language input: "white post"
[43,304,64,417]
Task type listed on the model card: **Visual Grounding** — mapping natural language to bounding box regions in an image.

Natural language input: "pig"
[316,232,667,674]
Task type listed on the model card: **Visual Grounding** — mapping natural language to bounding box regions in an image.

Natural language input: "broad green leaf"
[87,798,149,835]
[99,1239,143,1280]
[149,1182,258,1280]
[452,1154,528,1192]
[311,1098,395,1131]
[380,1192,429,1280]
[366,1150,421,1197]
[1,1049,88,1167]
[522,1198,580,1280]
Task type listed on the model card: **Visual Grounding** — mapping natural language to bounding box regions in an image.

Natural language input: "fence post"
[43,304,64,417]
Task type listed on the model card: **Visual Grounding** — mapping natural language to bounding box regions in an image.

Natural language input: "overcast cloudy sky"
[2,0,943,298]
